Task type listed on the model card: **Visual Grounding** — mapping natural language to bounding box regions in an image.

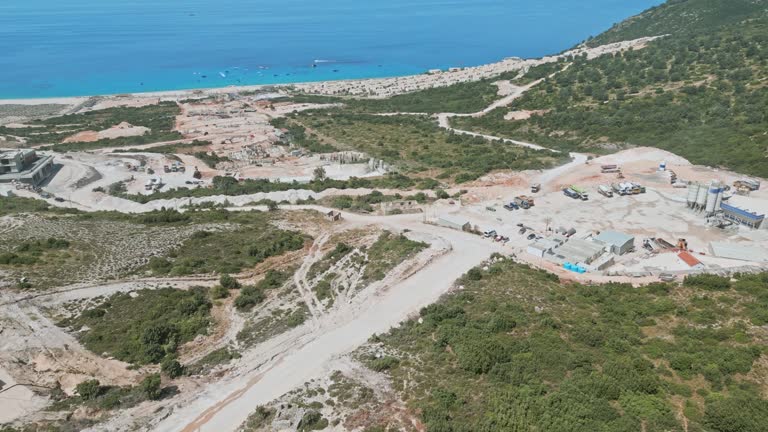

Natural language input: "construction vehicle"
[514,195,535,209]
[676,238,689,250]
[192,167,202,179]
[655,238,676,249]
[163,165,170,173]
[531,183,541,193]
[598,185,613,198]
[563,188,580,199]
[570,185,589,200]
[734,179,760,191]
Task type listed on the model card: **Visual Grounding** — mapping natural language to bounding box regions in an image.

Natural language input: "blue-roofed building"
[720,196,767,230]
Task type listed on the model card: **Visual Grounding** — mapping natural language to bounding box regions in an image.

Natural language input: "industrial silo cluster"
[687,180,725,215]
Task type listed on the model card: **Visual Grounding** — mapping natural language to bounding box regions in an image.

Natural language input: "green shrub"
[75,379,102,400]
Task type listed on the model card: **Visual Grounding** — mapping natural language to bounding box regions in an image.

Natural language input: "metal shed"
[436,215,471,232]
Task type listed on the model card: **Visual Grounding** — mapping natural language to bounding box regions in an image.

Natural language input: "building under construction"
[0,149,55,186]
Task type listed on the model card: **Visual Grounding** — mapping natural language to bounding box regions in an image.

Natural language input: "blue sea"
[0,0,662,99]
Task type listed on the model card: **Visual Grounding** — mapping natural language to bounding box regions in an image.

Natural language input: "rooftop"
[710,242,768,262]
[594,230,634,246]
[723,195,768,218]
[678,251,703,268]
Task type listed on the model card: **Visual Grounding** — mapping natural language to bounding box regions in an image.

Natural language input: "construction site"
[1,52,768,432]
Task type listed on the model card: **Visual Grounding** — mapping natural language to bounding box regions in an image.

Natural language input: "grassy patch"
[308,243,354,280]
[185,347,242,375]
[236,302,309,348]
[289,111,561,180]
[235,269,293,312]
[362,231,427,282]
[148,217,307,276]
[61,287,212,365]
[0,102,182,149]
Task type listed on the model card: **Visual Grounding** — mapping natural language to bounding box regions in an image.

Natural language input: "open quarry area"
[2,24,768,432]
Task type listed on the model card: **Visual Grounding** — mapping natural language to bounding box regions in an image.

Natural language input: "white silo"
[706,181,721,214]
[687,182,700,208]
[695,184,708,211]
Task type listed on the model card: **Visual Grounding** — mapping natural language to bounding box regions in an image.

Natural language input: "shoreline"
[0,37,660,106]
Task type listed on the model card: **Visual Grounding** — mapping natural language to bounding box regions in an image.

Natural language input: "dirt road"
[143,217,503,432]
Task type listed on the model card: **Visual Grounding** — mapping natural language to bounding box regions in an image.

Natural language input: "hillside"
[366,260,768,432]
[451,0,768,177]
[589,0,768,46]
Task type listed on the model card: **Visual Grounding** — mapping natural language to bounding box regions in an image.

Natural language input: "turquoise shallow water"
[0,0,661,98]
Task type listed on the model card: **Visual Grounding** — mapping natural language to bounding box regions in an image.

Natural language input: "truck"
[601,164,621,173]
[734,179,760,191]
[598,185,613,198]
[570,185,589,201]
[530,183,541,193]
[514,195,535,209]
[503,202,519,211]
[563,188,580,199]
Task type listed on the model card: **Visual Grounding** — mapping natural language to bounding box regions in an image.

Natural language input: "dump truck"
[514,195,535,209]
[531,183,541,193]
[598,185,613,198]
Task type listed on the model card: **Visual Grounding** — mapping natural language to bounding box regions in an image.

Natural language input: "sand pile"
[64,121,150,143]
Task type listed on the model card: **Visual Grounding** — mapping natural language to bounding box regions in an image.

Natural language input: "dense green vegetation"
[148,220,307,276]
[368,259,768,431]
[362,231,427,282]
[0,102,182,150]
[454,0,768,176]
[235,269,293,312]
[114,172,424,203]
[270,118,338,153]
[61,287,212,365]
[326,190,431,213]
[588,0,768,46]
[287,111,561,181]
[282,76,508,114]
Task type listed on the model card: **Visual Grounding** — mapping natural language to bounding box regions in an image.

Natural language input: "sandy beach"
[0,37,659,108]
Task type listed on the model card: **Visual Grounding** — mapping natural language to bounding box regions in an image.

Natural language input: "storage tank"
[687,182,700,208]
[706,181,722,214]
[706,180,723,214]
[695,185,708,211]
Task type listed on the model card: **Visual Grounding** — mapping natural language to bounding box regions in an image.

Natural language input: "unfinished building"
[0,149,55,186]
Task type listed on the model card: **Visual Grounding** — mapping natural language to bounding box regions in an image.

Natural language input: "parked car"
[54,197,65,202]
[483,230,497,238]
[527,233,537,240]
